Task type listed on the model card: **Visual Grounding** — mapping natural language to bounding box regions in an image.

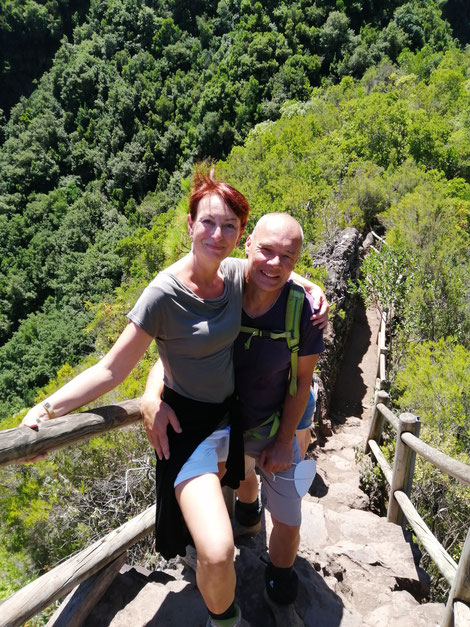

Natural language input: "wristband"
[42,401,55,419]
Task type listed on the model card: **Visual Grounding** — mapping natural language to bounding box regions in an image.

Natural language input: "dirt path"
[330,301,380,424]
[308,303,382,514]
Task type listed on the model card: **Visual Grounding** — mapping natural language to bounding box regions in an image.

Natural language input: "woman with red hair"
[21,166,251,626]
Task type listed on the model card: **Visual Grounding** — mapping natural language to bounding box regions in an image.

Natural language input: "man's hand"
[258,439,294,474]
[140,395,181,460]
[307,284,329,330]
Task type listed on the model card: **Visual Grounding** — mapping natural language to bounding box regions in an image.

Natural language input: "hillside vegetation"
[0,0,458,416]
[0,0,469,609]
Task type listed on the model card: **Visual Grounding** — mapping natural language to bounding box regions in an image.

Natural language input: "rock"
[84,568,206,626]
[363,590,443,627]
[310,227,364,442]
[321,482,369,511]
[299,501,329,549]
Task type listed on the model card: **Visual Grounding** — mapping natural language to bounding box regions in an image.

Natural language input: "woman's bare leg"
[175,473,236,614]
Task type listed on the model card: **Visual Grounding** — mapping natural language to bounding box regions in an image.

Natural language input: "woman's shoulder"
[148,256,189,289]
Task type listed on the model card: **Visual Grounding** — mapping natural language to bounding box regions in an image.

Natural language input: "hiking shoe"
[206,604,250,626]
[265,562,299,605]
[263,588,304,626]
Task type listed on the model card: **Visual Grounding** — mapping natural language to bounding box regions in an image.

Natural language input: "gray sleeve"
[221,256,246,287]
[127,282,166,338]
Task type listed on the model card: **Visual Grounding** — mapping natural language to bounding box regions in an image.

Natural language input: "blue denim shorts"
[297,385,316,430]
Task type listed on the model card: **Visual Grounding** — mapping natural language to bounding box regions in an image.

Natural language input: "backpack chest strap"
[239,326,290,349]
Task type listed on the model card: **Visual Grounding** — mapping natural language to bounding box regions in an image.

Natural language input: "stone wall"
[310,227,364,441]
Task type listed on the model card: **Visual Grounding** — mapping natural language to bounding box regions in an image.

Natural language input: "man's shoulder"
[277,280,315,317]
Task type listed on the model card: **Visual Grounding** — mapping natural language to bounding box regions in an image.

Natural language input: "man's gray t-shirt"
[127,257,245,403]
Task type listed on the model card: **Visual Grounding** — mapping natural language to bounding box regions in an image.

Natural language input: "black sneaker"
[263,588,304,626]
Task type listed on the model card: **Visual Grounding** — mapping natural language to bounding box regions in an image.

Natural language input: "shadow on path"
[330,299,373,423]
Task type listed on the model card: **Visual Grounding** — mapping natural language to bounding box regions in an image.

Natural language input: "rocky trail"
[84,305,445,626]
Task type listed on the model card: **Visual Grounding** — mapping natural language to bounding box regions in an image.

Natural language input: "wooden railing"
[1,300,469,625]
[0,401,154,627]
[0,400,235,627]
[365,311,470,627]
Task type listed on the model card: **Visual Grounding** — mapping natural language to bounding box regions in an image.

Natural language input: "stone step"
[86,497,445,626]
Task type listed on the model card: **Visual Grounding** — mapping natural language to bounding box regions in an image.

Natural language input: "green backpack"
[239,282,305,397]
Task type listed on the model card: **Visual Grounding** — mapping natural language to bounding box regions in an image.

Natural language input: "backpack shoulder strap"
[239,282,305,395]
[285,282,305,396]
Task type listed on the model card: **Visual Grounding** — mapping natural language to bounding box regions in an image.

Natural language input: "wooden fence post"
[365,390,390,454]
[441,525,470,627]
[387,412,420,526]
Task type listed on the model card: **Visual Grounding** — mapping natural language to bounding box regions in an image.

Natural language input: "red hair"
[189,166,250,230]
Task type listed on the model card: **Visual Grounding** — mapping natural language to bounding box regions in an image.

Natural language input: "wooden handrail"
[0,398,142,467]
[372,406,470,488]
[367,439,392,483]
[0,504,155,627]
[1,303,468,626]
[442,527,470,627]
[0,397,235,624]
[365,309,470,627]
[393,491,457,585]
[376,403,399,431]
[400,431,470,487]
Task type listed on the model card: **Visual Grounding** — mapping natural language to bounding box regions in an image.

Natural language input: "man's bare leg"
[264,516,303,625]
[236,467,258,502]
[269,516,300,567]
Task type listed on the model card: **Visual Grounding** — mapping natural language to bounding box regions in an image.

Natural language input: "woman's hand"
[141,395,182,460]
[21,404,50,430]
[18,405,51,463]
[307,284,329,330]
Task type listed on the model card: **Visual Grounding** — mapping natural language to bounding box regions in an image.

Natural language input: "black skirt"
[154,386,244,560]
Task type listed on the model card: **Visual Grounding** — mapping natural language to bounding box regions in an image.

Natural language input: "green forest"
[0,0,469,614]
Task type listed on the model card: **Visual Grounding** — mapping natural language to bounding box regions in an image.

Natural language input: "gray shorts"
[244,423,302,527]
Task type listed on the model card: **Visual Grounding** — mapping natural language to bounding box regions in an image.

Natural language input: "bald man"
[233,213,324,624]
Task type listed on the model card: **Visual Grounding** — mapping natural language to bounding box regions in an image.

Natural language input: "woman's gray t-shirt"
[127,257,245,403]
